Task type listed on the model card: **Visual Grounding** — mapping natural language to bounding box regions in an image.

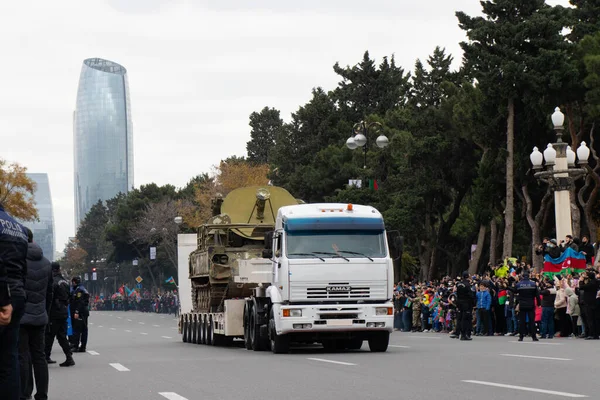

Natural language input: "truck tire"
[182,318,189,343]
[206,315,214,345]
[249,306,263,351]
[196,317,203,345]
[368,332,389,352]
[269,310,289,354]
[191,317,198,344]
[243,304,252,350]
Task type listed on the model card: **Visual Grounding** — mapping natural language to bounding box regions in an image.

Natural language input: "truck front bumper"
[273,303,394,335]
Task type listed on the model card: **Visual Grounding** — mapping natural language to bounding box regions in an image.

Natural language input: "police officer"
[45,262,74,367]
[515,271,541,342]
[69,276,89,352]
[452,271,475,341]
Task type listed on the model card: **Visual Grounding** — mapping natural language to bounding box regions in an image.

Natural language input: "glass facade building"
[23,173,55,261]
[74,58,133,227]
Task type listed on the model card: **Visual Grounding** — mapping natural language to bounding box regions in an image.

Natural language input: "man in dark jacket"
[515,272,541,342]
[19,228,52,400]
[69,276,89,352]
[579,270,599,340]
[580,236,595,267]
[0,203,29,400]
[44,262,74,367]
[452,271,475,341]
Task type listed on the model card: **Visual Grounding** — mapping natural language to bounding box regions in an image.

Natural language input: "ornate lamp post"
[530,107,590,240]
[346,121,389,169]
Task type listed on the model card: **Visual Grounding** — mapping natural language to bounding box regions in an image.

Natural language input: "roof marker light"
[347,204,353,211]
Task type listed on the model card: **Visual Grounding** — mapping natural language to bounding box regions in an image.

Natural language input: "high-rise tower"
[24,173,55,261]
[74,58,133,227]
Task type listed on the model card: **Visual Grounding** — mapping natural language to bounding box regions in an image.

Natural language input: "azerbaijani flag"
[165,276,176,285]
[498,289,507,305]
[543,247,586,277]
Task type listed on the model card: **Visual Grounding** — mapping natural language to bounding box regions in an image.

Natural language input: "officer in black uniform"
[69,276,89,352]
[452,271,475,341]
[45,262,74,367]
[515,271,541,342]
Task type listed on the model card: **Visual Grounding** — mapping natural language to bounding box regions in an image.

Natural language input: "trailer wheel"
[191,316,198,344]
[206,315,214,345]
[182,317,189,343]
[269,310,289,354]
[196,316,203,345]
[368,332,389,352]
[200,315,207,345]
[243,304,252,350]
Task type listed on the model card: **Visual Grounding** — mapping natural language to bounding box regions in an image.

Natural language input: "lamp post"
[346,121,389,169]
[530,107,590,241]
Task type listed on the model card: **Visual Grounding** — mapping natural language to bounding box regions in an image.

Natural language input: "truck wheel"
[191,317,198,344]
[206,315,214,345]
[368,332,389,352]
[269,311,289,354]
[201,315,207,344]
[322,340,340,352]
[249,307,262,351]
[182,318,189,343]
[243,304,252,350]
[196,317,203,345]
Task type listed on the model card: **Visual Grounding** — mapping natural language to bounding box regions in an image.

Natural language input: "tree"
[457,0,575,258]
[246,107,283,164]
[61,238,88,277]
[77,200,112,263]
[0,159,38,221]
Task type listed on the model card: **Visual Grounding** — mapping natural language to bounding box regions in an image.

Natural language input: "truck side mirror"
[262,249,273,259]
[264,231,274,249]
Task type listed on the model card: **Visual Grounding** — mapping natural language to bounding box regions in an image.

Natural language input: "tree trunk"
[521,185,552,272]
[489,218,498,266]
[419,240,431,282]
[502,98,515,259]
[469,224,487,275]
[427,245,438,282]
[570,186,581,238]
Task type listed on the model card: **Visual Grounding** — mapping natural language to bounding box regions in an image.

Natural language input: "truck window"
[286,230,386,259]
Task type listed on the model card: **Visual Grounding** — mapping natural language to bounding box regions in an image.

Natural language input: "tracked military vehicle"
[188,186,298,313]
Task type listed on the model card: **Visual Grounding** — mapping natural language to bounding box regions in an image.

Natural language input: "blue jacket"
[477,290,492,310]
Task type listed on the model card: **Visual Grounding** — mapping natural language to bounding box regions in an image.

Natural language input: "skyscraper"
[73,57,134,227]
[24,173,55,261]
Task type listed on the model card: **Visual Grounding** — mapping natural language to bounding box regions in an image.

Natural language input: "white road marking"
[87,351,99,356]
[140,332,148,335]
[125,330,132,333]
[110,328,116,330]
[153,324,161,327]
[109,363,130,372]
[389,345,411,348]
[159,393,188,400]
[139,322,145,325]
[98,325,103,328]
[307,358,356,366]
[500,354,571,361]
[161,336,172,339]
[462,380,587,398]
[409,336,441,340]
[117,316,122,319]
[108,314,113,316]
[509,340,562,346]
[90,322,94,325]
[127,319,132,322]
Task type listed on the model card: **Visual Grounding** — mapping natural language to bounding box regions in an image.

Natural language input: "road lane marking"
[462,380,587,398]
[98,325,103,328]
[389,345,411,348]
[110,328,116,330]
[509,341,562,346]
[127,319,132,322]
[307,358,356,366]
[162,336,172,339]
[500,354,571,361]
[409,336,441,340]
[90,323,94,325]
[109,363,130,372]
[139,322,145,325]
[153,324,161,327]
[117,316,122,319]
[125,330,132,333]
[159,392,188,400]
[87,351,99,355]
[140,332,148,335]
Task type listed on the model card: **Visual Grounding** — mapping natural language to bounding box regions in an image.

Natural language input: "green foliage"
[246,107,283,164]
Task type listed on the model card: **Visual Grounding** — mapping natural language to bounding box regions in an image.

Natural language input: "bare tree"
[520,185,552,271]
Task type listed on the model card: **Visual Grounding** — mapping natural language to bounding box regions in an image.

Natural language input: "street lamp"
[174,216,183,225]
[529,107,590,241]
[346,121,389,169]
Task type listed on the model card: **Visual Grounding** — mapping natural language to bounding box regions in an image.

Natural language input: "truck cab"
[263,203,394,353]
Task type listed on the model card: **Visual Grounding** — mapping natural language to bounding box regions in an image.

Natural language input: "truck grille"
[306,285,370,299]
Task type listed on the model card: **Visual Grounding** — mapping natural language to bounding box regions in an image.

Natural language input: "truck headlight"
[282,309,302,317]
[376,307,393,316]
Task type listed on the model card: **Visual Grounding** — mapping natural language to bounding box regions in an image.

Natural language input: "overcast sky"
[0,0,569,254]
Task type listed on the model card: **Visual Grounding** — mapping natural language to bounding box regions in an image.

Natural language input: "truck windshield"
[286,230,387,259]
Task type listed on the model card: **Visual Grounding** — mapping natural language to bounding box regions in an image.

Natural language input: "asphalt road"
[43,311,598,399]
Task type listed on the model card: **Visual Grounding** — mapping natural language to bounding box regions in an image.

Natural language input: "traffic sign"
[150,247,156,260]
[84,273,89,281]
[135,276,143,284]
[92,272,97,281]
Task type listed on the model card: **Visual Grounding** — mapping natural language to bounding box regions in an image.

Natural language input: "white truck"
[179,189,394,353]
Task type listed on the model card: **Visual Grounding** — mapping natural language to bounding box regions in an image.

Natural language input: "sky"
[0,0,570,254]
